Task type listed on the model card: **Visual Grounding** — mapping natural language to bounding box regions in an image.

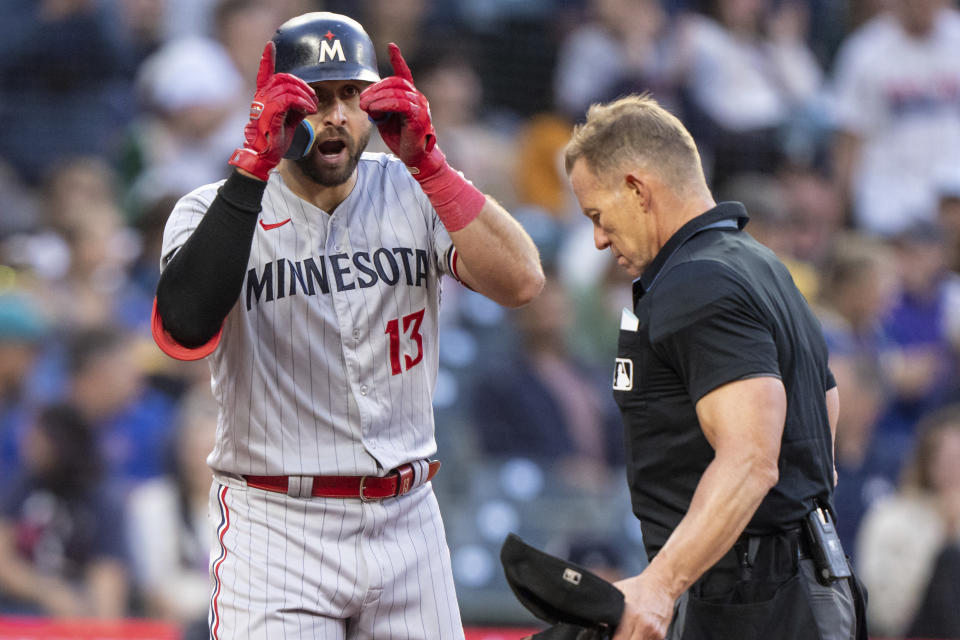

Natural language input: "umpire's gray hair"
[564,94,706,192]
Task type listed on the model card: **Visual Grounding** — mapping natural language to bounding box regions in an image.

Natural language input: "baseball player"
[150,11,544,640]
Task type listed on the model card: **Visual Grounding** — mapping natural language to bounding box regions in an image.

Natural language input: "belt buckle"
[359,475,374,502]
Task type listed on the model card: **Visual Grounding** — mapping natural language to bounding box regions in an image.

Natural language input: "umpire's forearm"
[156,170,265,347]
[648,449,776,599]
[642,381,784,601]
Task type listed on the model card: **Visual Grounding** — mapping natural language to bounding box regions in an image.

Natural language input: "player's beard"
[295,124,372,187]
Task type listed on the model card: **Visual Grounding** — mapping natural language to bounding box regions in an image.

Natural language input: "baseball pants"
[207,477,465,639]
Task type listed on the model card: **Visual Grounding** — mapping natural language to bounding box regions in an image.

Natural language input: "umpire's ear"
[500,533,624,631]
[624,172,652,213]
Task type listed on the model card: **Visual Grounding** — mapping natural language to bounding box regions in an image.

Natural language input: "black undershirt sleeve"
[155,170,267,348]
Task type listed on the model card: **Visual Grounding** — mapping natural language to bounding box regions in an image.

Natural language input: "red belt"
[244,460,441,501]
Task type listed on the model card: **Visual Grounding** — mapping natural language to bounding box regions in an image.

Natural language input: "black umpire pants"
[667,529,862,640]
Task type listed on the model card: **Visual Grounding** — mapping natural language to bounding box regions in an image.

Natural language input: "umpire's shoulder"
[648,260,749,340]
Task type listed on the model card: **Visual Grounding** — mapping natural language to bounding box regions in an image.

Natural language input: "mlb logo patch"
[562,568,582,585]
[249,101,264,119]
[613,358,633,391]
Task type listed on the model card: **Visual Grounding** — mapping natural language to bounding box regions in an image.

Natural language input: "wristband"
[412,148,485,232]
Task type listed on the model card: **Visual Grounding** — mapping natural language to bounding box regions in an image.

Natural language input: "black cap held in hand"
[500,533,624,631]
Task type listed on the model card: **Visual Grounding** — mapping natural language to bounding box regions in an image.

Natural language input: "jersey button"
[353,329,360,340]
[360,385,368,395]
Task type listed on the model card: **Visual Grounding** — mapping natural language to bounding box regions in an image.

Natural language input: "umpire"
[564,94,865,640]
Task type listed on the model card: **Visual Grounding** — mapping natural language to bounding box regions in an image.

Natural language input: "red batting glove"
[229,42,319,181]
[359,44,440,176]
[359,43,485,231]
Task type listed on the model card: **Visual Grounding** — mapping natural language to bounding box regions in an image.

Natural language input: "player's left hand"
[611,572,676,640]
[360,42,486,233]
[359,43,441,176]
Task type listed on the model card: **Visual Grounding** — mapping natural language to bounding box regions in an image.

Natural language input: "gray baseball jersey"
[158,152,460,477]
[156,153,468,639]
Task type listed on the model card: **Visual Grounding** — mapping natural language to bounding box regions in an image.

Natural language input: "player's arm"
[360,44,544,307]
[613,376,786,640]
[153,42,317,358]
[154,173,266,355]
[444,198,544,307]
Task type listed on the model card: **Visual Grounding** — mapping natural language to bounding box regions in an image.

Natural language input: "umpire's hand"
[612,572,675,640]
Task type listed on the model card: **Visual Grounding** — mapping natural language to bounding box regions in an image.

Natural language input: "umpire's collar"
[633,201,749,302]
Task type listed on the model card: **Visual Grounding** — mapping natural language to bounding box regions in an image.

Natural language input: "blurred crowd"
[1,0,960,636]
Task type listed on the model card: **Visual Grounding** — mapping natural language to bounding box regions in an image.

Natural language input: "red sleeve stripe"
[151,298,222,361]
[449,247,462,282]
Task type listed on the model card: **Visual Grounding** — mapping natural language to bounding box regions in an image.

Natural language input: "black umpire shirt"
[614,202,836,559]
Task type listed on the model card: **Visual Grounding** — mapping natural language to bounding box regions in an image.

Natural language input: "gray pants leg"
[799,558,857,640]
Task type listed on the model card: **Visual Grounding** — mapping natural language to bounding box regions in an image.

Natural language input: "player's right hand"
[228,42,319,181]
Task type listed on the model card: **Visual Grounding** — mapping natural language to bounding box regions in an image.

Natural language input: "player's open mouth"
[317,139,347,162]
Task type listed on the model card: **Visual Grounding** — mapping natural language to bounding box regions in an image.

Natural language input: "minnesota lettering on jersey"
[246,247,430,310]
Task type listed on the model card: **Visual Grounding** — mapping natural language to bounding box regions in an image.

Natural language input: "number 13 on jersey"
[385,308,425,375]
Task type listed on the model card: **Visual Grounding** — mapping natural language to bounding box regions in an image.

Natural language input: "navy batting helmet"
[272,12,380,85]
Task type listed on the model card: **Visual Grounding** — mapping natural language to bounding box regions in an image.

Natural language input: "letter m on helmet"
[319,39,346,63]
[273,12,380,84]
